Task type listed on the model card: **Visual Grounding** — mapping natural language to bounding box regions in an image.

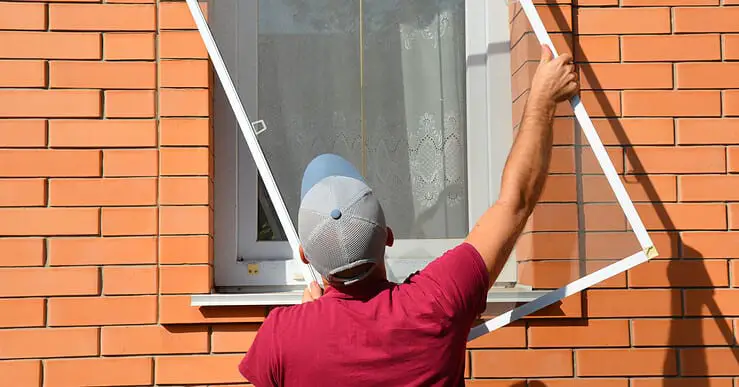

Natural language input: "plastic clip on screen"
[185,0,657,339]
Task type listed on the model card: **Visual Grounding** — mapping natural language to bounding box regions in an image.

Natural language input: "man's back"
[239,243,489,386]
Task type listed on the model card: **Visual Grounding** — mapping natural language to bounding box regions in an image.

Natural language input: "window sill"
[190,285,549,307]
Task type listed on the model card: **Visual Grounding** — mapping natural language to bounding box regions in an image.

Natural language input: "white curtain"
[255,0,467,240]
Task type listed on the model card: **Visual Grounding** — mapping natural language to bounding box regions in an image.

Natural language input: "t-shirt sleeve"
[405,242,489,323]
[238,314,281,387]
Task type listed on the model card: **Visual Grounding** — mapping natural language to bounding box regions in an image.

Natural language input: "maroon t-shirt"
[238,242,489,386]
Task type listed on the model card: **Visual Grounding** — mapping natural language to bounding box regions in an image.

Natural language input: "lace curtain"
[255,0,467,239]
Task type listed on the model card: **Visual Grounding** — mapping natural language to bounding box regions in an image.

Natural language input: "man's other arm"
[465,45,579,288]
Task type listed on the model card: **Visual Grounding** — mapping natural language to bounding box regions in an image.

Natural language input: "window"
[210,0,517,293]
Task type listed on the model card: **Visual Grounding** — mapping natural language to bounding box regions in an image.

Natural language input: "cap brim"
[300,154,365,200]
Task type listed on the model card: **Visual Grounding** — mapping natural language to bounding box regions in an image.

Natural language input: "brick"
[0,298,45,328]
[623,91,720,117]
[0,238,44,267]
[102,325,208,355]
[0,149,100,177]
[724,90,739,117]
[161,147,210,176]
[733,261,739,287]
[160,265,211,294]
[49,237,156,265]
[101,207,157,236]
[558,90,621,117]
[156,355,244,385]
[540,175,576,202]
[626,147,725,174]
[103,266,157,295]
[674,7,739,33]
[160,30,207,59]
[0,2,46,30]
[49,4,154,31]
[0,361,41,386]
[587,289,681,317]
[160,235,212,264]
[103,149,158,177]
[466,381,527,387]
[632,318,735,346]
[45,357,153,387]
[586,232,676,260]
[681,348,739,376]
[622,0,717,4]
[527,204,578,232]
[105,90,155,118]
[0,267,99,297]
[579,64,672,90]
[535,5,572,33]
[0,208,99,236]
[0,327,98,359]
[160,118,210,146]
[0,119,46,148]
[212,324,260,353]
[577,8,670,35]
[160,1,207,29]
[632,379,732,387]
[160,177,210,205]
[575,349,677,376]
[575,36,619,62]
[515,232,578,260]
[583,203,628,231]
[726,35,739,60]
[528,320,629,348]
[518,260,626,289]
[50,61,155,90]
[622,34,721,62]
[0,31,100,59]
[0,179,46,207]
[160,89,209,117]
[159,295,265,324]
[592,118,674,145]
[104,32,155,60]
[685,289,739,316]
[160,206,211,235]
[529,380,628,387]
[677,63,739,89]
[161,60,209,88]
[680,176,739,201]
[0,90,101,118]
[50,119,156,148]
[583,175,677,203]
[49,178,156,206]
[629,260,728,287]
[48,295,156,326]
[0,60,46,87]
[682,232,739,258]
[634,203,727,231]
[678,118,739,145]
[471,350,573,378]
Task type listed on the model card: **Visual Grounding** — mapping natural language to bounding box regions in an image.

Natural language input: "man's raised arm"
[465,45,579,287]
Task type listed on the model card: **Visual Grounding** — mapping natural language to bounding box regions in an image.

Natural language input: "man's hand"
[301,281,323,303]
[530,45,578,105]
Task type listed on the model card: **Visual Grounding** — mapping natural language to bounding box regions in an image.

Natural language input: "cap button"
[330,209,342,219]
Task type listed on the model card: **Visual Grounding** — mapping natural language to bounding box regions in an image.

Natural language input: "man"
[239,45,578,386]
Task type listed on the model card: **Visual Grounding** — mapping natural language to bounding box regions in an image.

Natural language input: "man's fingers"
[309,281,323,299]
[302,287,313,303]
[540,44,553,63]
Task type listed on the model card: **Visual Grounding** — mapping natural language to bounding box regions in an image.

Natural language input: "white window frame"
[210,0,518,292]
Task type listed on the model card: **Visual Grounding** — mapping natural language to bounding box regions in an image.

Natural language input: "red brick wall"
[0,0,736,386]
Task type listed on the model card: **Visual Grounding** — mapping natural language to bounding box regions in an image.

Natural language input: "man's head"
[298,154,393,286]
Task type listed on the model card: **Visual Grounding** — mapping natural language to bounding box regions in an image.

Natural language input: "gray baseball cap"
[298,154,388,286]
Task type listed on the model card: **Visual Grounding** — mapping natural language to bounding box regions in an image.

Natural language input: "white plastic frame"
[185,0,657,339]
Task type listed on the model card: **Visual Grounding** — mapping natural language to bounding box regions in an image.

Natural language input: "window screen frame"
[211,0,518,290]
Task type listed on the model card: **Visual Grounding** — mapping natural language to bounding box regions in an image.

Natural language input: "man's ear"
[386,227,394,247]
[299,245,310,264]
